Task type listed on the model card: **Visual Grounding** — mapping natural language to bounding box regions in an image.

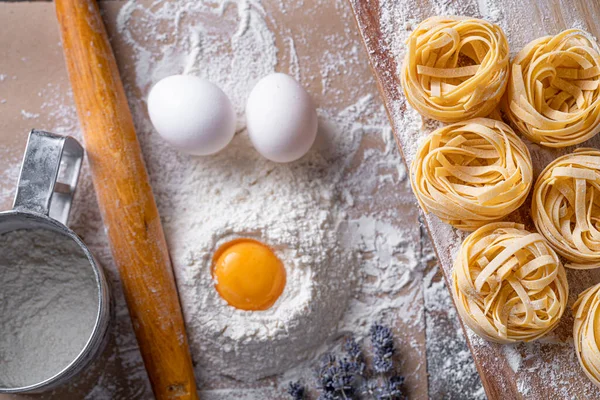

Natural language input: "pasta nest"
[452,222,568,343]
[506,29,600,147]
[573,283,600,389]
[532,148,600,269]
[410,118,533,231]
[401,16,509,122]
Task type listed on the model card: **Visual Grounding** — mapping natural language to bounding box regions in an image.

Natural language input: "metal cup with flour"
[0,130,111,394]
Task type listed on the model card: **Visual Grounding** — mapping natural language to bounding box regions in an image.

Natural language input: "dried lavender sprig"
[318,354,338,392]
[318,392,340,400]
[288,381,305,400]
[319,358,356,396]
[345,336,362,360]
[370,324,395,374]
[287,324,405,400]
[361,379,379,398]
[334,361,357,393]
[375,375,405,400]
[344,337,366,376]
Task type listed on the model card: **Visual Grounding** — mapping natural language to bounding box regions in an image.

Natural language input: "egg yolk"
[212,239,286,311]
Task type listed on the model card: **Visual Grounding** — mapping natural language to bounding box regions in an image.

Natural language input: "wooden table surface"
[349,0,600,399]
[0,1,481,399]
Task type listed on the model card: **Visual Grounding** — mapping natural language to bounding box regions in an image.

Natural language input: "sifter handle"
[13,130,83,225]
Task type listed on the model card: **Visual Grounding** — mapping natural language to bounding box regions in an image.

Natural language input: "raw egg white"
[147,75,236,155]
[246,73,318,163]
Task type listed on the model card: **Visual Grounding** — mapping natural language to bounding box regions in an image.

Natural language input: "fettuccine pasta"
[573,283,600,389]
[506,29,600,147]
[452,222,568,343]
[532,148,600,269]
[401,16,509,122]
[410,118,532,231]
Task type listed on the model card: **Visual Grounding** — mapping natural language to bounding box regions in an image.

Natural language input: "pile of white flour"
[160,124,360,380]
[0,229,98,387]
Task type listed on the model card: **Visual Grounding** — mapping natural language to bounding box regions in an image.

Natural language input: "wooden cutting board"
[349,0,600,399]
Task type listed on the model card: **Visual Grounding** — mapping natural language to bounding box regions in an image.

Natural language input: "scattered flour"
[503,345,522,374]
[0,229,98,388]
[20,109,40,120]
[423,266,485,400]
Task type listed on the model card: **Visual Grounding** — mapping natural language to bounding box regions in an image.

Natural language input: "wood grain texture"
[349,0,600,399]
[54,1,199,399]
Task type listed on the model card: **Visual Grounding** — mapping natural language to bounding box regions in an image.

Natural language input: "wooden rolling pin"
[54,1,199,399]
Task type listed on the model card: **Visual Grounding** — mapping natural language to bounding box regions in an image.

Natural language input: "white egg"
[147,75,236,156]
[246,73,318,163]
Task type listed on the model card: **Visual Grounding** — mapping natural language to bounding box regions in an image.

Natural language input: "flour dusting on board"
[423,266,485,400]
